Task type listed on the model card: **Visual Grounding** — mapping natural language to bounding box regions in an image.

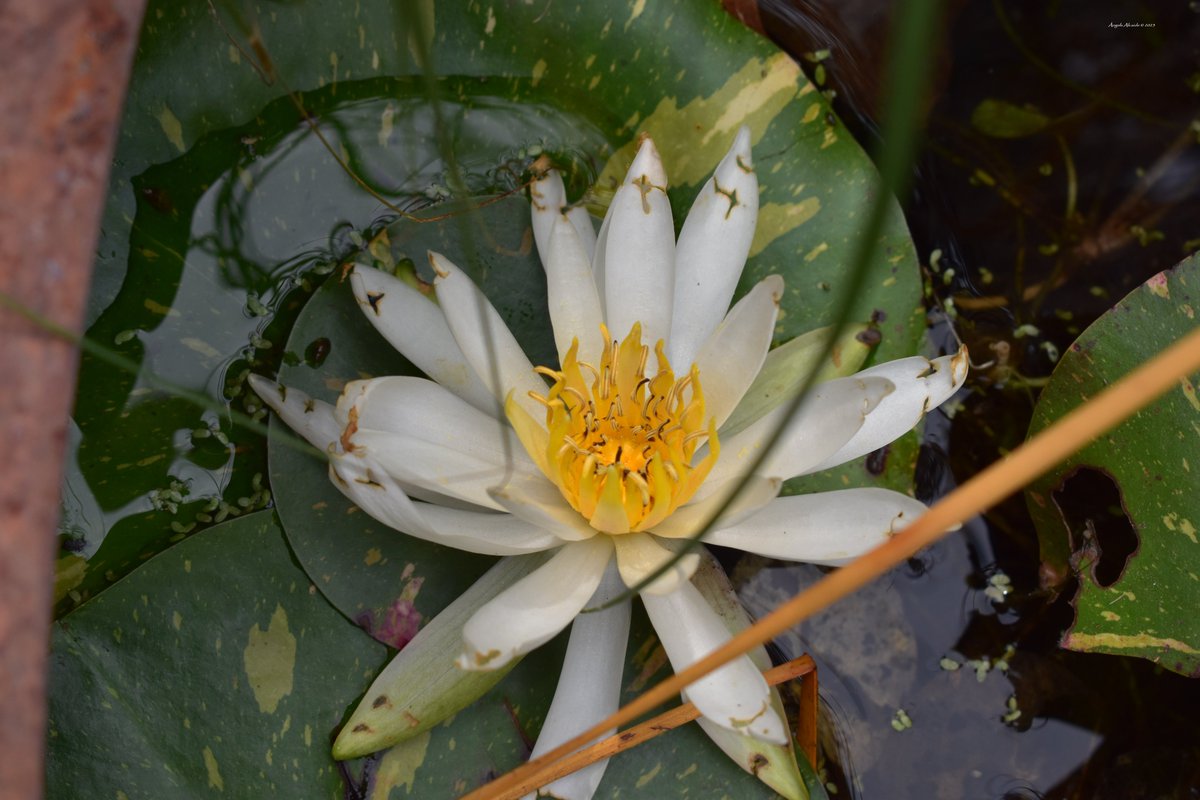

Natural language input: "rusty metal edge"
[0,0,147,797]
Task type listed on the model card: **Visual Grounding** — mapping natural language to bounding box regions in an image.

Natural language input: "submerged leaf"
[970,98,1051,138]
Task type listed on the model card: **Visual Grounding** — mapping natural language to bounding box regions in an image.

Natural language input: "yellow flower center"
[529,323,718,534]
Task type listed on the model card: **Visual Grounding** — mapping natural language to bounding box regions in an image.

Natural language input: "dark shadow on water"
[747,1,1200,797]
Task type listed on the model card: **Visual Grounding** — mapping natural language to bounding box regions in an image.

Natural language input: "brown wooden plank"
[0,1,146,797]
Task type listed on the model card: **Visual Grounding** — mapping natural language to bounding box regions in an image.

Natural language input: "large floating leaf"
[68,0,937,794]
[264,0,929,631]
[1027,252,1200,677]
[68,0,931,614]
[46,512,388,797]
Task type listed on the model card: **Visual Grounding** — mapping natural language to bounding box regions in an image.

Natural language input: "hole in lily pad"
[1051,467,1138,588]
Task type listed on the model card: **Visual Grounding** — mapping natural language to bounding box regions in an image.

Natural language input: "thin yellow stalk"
[463,323,1200,800]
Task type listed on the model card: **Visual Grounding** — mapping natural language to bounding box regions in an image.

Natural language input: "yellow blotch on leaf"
[626,0,647,28]
[636,763,663,788]
[53,554,87,604]
[750,198,821,257]
[243,604,297,714]
[371,731,431,796]
[157,105,186,153]
[595,54,805,192]
[1067,631,1199,655]
[1181,377,1200,413]
[202,746,224,791]
[1147,272,1170,299]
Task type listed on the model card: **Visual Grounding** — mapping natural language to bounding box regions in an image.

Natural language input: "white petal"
[248,375,341,451]
[340,376,543,510]
[349,266,497,414]
[430,251,548,420]
[590,202,612,319]
[808,348,969,472]
[458,537,614,670]
[691,275,782,428]
[565,206,597,262]
[667,126,759,369]
[250,376,490,511]
[652,474,782,539]
[329,454,563,555]
[524,567,630,800]
[702,488,929,565]
[530,170,597,266]
[699,375,894,492]
[603,137,674,348]
[351,429,540,512]
[641,580,787,743]
[545,216,605,367]
[613,533,700,596]
[488,477,597,542]
[530,170,569,264]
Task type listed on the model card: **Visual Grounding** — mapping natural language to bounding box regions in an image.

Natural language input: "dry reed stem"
[464,323,1200,800]
[497,656,816,800]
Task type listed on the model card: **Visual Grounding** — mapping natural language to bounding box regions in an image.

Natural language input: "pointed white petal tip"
[427,250,453,279]
[531,169,567,212]
[689,692,787,745]
[726,125,754,171]
[950,344,970,388]
[711,126,754,183]
[727,702,788,745]
[348,267,383,313]
[247,373,281,405]
[626,135,668,186]
[348,262,376,290]
[761,273,784,304]
[247,374,343,452]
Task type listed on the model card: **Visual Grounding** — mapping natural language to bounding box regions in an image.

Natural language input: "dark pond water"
[750,0,1200,797]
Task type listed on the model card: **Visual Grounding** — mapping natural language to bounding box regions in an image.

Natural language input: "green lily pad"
[46,511,389,797]
[260,0,928,630]
[1026,252,1200,677]
[68,0,929,615]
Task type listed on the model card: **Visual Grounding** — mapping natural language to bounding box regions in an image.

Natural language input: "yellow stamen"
[507,323,718,534]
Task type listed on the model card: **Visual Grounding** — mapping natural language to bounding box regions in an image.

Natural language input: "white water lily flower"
[251,126,967,799]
